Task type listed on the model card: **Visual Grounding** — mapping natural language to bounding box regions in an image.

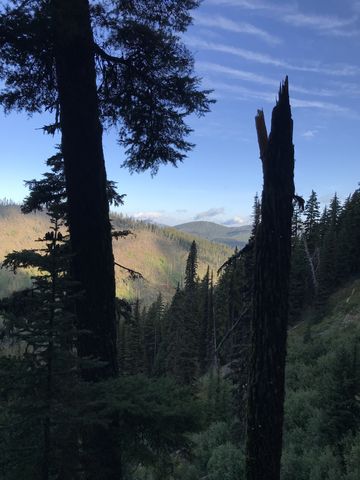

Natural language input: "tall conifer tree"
[185,240,198,291]
[304,190,320,253]
[0,0,211,376]
[0,4,211,474]
[199,267,210,374]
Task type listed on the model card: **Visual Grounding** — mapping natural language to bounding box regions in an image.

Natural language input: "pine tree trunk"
[51,1,120,478]
[245,78,295,480]
[52,0,117,379]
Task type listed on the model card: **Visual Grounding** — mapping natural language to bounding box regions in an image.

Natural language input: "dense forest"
[0,1,359,480]
[1,174,360,478]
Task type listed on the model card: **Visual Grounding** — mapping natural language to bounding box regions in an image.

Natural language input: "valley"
[0,204,234,304]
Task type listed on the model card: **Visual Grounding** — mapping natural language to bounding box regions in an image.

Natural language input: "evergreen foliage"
[184,240,198,291]
[0,206,88,479]
[303,190,320,253]
[0,0,212,171]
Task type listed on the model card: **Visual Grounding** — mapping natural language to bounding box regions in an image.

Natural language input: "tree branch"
[94,43,126,65]
[114,261,144,280]
[217,241,254,274]
[255,109,268,162]
[214,305,250,355]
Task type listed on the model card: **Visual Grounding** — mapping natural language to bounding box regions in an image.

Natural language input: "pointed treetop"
[278,76,289,102]
[185,240,198,290]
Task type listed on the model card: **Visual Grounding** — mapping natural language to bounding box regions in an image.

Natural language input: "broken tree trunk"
[245,77,295,480]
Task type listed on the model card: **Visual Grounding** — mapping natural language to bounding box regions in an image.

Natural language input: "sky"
[1,0,360,226]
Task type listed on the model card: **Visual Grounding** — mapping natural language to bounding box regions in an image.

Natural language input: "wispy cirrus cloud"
[187,36,285,68]
[196,61,337,97]
[192,12,281,45]
[207,0,288,11]
[197,61,278,86]
[186,36,360,76]
[290,98,352,114]
[283,12,357,31]
[207,0,359,37]
[329,80,360,97]
[202,79,354,115]
[194,207,225,220]
[353,1,360,14]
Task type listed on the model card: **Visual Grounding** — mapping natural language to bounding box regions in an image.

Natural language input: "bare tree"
[246,77,295,480]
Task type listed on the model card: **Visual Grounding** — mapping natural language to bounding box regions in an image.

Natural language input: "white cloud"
[301,130,318,138]
[194,207,225,220]
[222,216,247,226]
[130,210,189,226]
[133,211,163,222]
[193,12,281,44]
[186,36,360,76]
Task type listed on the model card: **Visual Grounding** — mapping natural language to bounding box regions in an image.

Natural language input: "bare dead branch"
[114,262,144,281]
[255,109,268,161]
[214,305,250,355]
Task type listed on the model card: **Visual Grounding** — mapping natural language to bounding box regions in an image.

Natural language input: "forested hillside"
[0,203,232,304]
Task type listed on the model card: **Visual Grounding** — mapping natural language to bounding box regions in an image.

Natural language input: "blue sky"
[1,0,360,226]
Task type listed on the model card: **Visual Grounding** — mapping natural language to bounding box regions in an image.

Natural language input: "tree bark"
[245,77,295,480]
[51,1,120,478]
[52,0,118,379]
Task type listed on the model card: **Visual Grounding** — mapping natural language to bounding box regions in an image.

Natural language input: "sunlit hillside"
[0,205,233,304]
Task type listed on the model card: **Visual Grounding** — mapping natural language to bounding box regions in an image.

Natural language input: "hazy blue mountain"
[174,221,251,249]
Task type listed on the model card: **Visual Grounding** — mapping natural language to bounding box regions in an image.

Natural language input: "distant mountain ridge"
[174,220,251,249]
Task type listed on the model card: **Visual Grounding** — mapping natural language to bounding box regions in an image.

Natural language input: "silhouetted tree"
[0,204,85,480]
[199,267,211,374]
[185,240,198,291]
[246,78,295,480]
[0,0,212,379]
[304,190,320,253]
[144,293,164,376]
[317,194,342,307]
[121,299,145,375]
[0,4,211,474]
